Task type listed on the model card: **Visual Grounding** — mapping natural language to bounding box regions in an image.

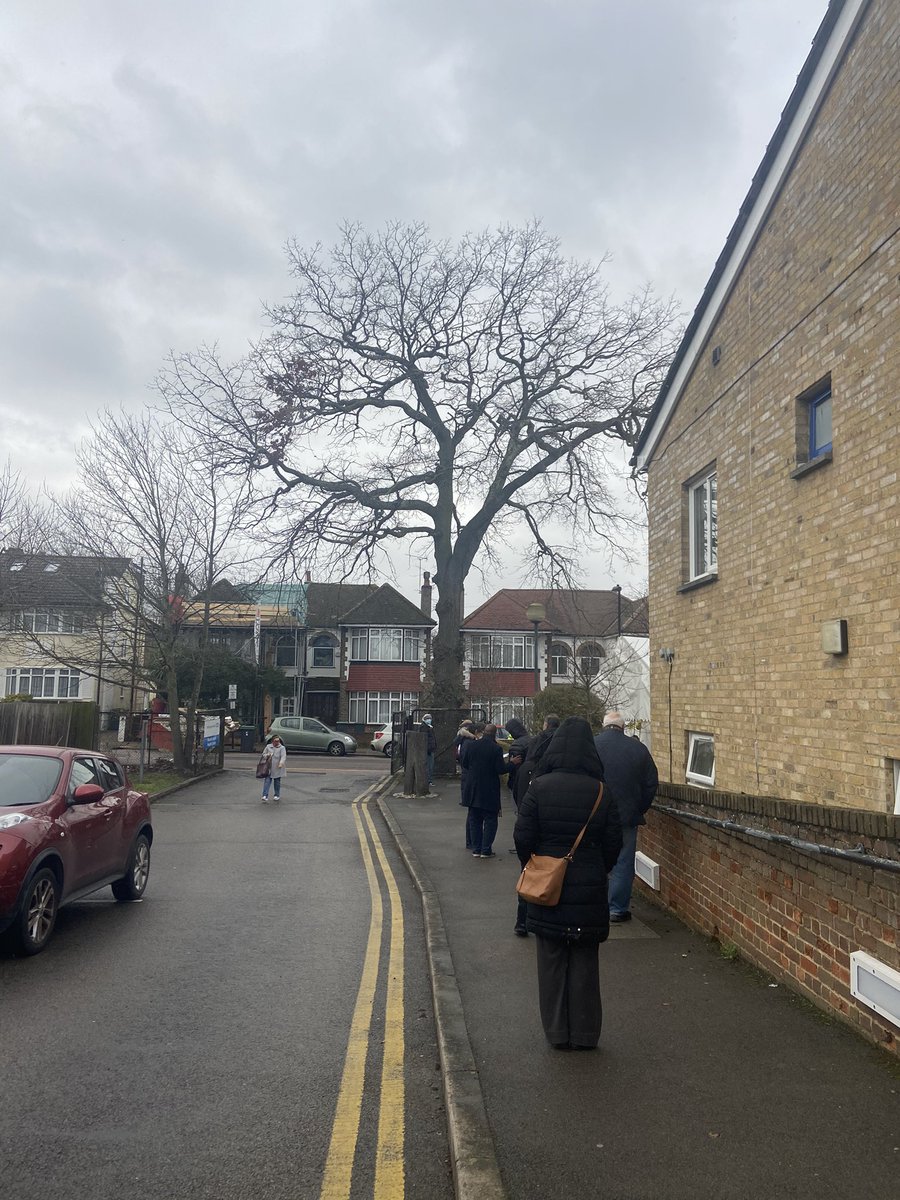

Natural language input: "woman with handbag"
[513,717,622,1050]
[259,735,287,803]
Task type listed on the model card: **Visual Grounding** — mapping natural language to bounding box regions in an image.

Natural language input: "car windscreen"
[0,754,65,807]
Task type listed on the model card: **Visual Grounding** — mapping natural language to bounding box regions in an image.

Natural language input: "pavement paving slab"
[380,779,900,1200]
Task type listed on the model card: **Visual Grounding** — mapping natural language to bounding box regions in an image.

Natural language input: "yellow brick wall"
[647,0,900,811]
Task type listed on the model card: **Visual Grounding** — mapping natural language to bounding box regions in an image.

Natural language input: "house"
[462,588,650,733]
[0,550,148,720]
[630,0,900,1053]
[634,0,899,812]
[186,576,435,730]
[304,578,435,728]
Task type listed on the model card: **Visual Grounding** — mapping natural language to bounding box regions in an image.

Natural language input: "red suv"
[0,746,153,956]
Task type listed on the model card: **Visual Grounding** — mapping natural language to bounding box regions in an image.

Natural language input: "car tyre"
[14,867,60,956]
[383,742,394,758]
[327,741,347,757]
[112,833,151,902]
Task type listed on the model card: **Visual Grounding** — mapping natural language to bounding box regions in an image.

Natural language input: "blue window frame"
[809,388,832,458]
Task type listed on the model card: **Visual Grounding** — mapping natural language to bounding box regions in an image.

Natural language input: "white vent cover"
[849,950,900,1029]
[635,851,660,891]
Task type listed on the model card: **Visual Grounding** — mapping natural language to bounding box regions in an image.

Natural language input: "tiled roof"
[0,551,133,607]
[463,589,648,637]
[306,583,378,627]
[340,583,434,627]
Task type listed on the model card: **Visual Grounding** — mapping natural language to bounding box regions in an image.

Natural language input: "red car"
[0,746,153,956]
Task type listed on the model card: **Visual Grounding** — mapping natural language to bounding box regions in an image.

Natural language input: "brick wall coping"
[655,782,900,862]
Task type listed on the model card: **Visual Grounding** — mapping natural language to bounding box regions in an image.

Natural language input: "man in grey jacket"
[594,711,658,922]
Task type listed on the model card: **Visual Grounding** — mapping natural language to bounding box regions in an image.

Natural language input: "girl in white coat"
[261,736,287,802]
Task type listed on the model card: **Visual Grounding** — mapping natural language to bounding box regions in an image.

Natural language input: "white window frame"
[279,696,297,716]
[18,608,85,635]
[467,634,533,670]
[686,732,715,787]
[348,691,418,725]
[5,666,83,699]
[688,469,718,580]
[468,696,530,727]
[893,760,900,816]
[550,643,571,678]
[349,628,423,663]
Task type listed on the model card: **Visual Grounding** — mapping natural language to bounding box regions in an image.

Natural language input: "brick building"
[635,0,900,813]
[632,0,899,1053]
[462,588,649,732]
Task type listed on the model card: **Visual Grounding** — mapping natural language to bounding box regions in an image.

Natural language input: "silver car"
[266,717,357,756]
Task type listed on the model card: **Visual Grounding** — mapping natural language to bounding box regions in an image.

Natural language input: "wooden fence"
[0,701,97,749]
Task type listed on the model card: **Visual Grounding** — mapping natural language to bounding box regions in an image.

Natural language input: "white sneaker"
[260,796,268,803]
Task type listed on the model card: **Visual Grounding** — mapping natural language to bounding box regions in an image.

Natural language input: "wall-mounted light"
[659,648,676,663]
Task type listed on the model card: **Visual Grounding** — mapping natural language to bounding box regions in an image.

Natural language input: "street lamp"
[525,602,546,704]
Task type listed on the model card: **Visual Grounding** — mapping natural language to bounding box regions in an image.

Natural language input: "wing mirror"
[71,783,105,805]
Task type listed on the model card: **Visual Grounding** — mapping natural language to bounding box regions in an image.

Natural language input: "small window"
[309,634,335,669]
[10,562,25,572]
[550,643,570,678]
[688,469,717,580]
[893,760,900,816]
[808,386,832,458]
[44,563,60,573]
[686,732,715,787]
[577,642,605,678]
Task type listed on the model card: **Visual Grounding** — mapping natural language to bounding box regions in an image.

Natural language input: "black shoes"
[609,911,632,923]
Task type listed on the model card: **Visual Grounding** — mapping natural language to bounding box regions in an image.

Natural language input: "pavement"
[378,777,900,1200]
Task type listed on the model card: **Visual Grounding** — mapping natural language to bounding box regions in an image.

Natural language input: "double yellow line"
[319,784,405,1199]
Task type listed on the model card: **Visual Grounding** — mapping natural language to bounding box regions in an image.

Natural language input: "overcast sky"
[1,0,829,604]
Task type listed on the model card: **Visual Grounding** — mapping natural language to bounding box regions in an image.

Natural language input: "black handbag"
[255,754,270,779]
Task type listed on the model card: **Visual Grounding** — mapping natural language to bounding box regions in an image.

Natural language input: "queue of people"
[454,708,658,1052]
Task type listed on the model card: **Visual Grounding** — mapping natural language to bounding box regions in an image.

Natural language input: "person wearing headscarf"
[513,716,622,1050]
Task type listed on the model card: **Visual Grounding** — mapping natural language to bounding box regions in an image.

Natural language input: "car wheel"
[327,741,347,757]
[14,868,60,956]
[383,743,394,758]
[112,834,151,902]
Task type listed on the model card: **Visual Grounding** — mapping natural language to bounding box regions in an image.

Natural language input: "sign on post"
[228,683,237,700]
[202,716,220,750]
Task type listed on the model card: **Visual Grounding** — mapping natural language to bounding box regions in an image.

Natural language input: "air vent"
[711,345,722,367]
[850,950,900,1029]
[635,851,660,890]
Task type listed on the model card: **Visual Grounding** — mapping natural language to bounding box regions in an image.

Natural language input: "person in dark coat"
[460,724,508,858]
[455,719,478,849]
[511,713,559,936]
[504,717,531,804]
[514,717,622,1050]
[593,711,658,922]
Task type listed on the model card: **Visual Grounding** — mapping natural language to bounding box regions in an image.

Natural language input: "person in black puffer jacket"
[514,717,622,1050]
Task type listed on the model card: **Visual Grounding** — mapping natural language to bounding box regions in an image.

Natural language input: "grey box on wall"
[821,619,848,655]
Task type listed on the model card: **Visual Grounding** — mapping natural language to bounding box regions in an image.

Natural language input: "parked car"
[370,724,397,757]
[265,717,357,756]
[0,746,153,956]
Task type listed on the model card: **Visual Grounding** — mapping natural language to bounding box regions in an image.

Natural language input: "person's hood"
[534,717,604,779]
[505,718,528,739]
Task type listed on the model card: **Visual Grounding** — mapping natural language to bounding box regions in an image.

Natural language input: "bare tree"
[159,222,677,730]
[53,412,258,772]
[0,458,56,554]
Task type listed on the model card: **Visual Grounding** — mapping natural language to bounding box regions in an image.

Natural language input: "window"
[95,758,124,791]
[5,667,82,699]
[208,631,229,647]
[468,696,529,727]
[70,758,105,792]
[467,634,533,670]
[686,732,715,787]
[892,760,900,816]
[18,609,85,634]
[279,696,296,716]
[309,634,335,668]
[577,642,605,678]
[348,691,419,724]
[349,629,422,662]
[809,387,832,458]
[688,469,717,580]
[550,643,571,678]
[303,718,328,733]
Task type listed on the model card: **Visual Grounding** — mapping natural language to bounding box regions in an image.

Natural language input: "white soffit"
[635,0,870,473]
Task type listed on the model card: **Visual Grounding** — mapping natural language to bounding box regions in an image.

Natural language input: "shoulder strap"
[565,783,604,861]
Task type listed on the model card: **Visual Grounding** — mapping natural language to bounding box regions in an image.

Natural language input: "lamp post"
[525,601,546,708]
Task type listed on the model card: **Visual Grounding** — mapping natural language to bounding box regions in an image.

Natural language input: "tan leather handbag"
[516,784,604,907]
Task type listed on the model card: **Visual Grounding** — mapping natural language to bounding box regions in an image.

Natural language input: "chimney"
[420,571,433,618]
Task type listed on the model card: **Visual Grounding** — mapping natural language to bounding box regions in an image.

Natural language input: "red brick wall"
[346,663,422,690]
[638,783,900,1057]
[468,669,535,696]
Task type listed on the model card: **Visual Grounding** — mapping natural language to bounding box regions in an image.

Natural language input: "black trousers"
[535,935,602,1048]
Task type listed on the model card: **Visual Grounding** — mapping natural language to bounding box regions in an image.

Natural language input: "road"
[0,756,452,1200]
